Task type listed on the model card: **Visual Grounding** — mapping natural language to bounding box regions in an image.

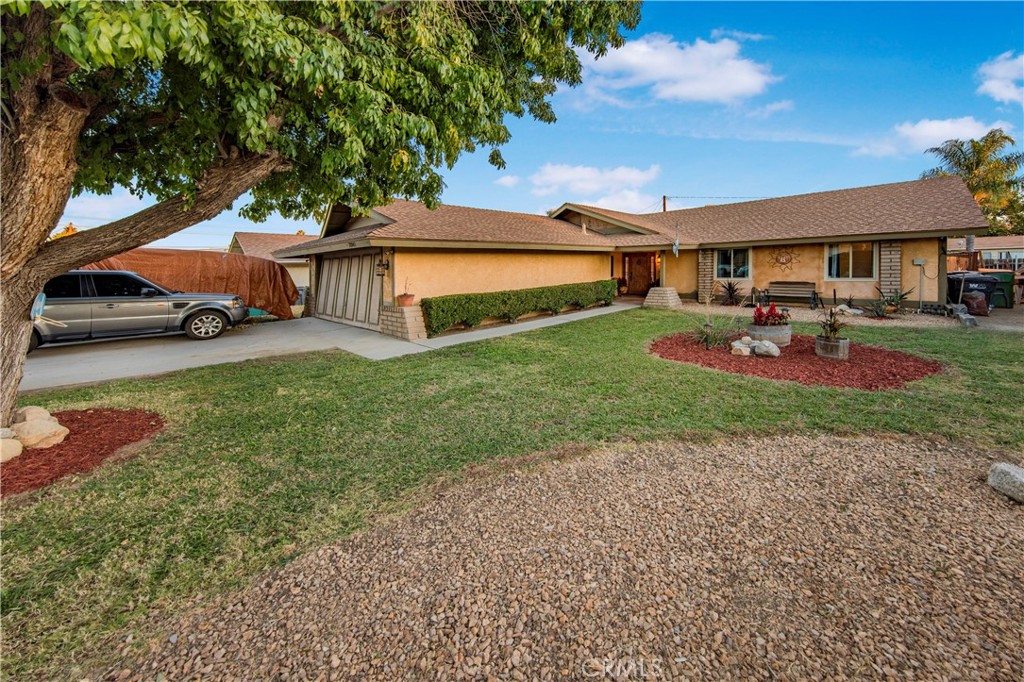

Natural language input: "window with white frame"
[715,248,750,279]
[826,242,876,279]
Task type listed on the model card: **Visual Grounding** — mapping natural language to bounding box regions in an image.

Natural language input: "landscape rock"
[14,405,51,423]
[740,336,753,344]
[1,438,23,463]
[0,427,15,439]
[11,419,70,449]
[987,462,1024,503]
[752,340,781,357]
[730,346,752,356]
[956,313,978,327]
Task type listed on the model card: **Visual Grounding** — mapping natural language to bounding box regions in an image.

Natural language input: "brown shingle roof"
[275,177,988,258]
[231,232,316,260]
[275,199,612,256]
[635,176,987,245]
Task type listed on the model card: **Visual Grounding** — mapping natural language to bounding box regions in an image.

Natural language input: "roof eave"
[551,203,659,236]
[696,225,990,249]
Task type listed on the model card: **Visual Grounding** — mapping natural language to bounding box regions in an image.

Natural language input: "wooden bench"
[754,281,821,309]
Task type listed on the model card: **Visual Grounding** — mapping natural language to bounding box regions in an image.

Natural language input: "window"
[92,274,147,297]
[826,242,876,279]
[716,248,750,279]
[43,274,81,299]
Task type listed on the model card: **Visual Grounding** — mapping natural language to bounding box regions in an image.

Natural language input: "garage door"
[315,252,382,330]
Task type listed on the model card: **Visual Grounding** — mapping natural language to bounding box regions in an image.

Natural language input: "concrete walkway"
[20,302,639,392]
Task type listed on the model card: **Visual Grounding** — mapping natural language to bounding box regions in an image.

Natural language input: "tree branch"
[26,153,291,279]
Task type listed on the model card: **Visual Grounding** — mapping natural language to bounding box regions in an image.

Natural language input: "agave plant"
[718,279,744,306]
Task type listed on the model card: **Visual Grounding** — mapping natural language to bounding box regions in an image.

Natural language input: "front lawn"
[2,308,1022,679]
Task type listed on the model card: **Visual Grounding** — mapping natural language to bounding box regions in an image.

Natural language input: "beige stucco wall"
[718,239,943,304]
[899,238,941,303]
[662,250,698,297]
[283,261,309,288]
[392,249,611,301]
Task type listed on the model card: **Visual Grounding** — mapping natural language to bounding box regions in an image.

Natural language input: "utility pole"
[662,195,667,212]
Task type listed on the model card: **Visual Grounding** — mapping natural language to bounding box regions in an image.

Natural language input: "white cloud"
[582,33,779,106]
[59,190,151,228]
[710,28,769,42]
[494,175,521,188]
[528,163,661,198]
[590,189,660,213]
[976,51,1023,106]
[747,99,794,119]
[854,116,1015,157]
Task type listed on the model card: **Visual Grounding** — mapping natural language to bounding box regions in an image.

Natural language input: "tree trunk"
[0,152,289,427]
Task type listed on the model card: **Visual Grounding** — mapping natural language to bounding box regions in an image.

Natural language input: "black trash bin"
[947,271,999,305]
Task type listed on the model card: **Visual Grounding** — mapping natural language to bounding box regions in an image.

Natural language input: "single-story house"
[274,176,987,339]
[228,232,317,289]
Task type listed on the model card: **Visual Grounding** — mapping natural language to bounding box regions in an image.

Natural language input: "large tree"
[921,128,1024,235]
[1,0,641,423]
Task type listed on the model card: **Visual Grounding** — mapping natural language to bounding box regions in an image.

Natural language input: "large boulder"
[752,340,781,357]
[14,405,52,423]
[988,462,1024,503]
[11,419,69,449]
[1,438,23,463]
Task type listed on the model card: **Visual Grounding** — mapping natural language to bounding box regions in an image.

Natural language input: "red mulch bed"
[650,334,942,390]
[1,409,164,498]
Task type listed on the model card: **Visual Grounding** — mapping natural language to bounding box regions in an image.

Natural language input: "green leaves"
[421,280,618,336]
[5,0,641,219]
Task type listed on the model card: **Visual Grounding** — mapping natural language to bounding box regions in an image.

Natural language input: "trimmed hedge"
[420,279,617,337]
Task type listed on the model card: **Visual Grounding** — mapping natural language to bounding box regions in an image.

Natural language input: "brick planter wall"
[380,304,427,341]
[642,287,684,309]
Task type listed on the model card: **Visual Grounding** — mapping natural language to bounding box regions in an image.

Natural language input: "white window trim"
[823,242,879,282]
[714,247,753,281]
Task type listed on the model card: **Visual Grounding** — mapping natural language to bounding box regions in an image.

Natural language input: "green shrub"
[420,280,617,337]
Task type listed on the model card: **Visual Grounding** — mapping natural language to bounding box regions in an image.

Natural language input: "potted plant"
[747,302,792,346]
[396,278,415,307]
[616,277,628,295]
[816,307,849,360]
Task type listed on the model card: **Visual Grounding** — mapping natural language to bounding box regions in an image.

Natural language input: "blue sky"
[61,1,1024,249]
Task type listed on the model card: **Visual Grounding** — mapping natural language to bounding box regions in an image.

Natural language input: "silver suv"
[30,270,249,352]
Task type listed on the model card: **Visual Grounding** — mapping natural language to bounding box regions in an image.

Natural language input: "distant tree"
[0,0,641,424]
[921,128,1024,235]
[295,229,306,236]
[49,222,78,240]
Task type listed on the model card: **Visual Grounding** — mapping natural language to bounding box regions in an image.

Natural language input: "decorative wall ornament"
[768,246,799,271]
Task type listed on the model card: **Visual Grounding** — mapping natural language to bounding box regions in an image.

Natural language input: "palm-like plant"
[922,128,1024,234]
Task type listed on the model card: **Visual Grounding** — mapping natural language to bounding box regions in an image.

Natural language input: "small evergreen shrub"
[420,280,617,337]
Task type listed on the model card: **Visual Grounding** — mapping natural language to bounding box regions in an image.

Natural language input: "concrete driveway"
[20,302,638,392]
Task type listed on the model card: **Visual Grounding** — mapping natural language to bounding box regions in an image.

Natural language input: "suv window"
[92,274,148,297]
[43,274,82,299]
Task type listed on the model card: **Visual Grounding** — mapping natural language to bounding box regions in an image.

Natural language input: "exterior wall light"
[375,259,390,277]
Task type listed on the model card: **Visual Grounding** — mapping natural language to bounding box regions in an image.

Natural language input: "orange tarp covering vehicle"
[84,248,300,320]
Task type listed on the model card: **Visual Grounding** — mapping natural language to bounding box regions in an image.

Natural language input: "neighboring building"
[274,177,987,337]
[228,232,317,288]
[948,235,1024,270]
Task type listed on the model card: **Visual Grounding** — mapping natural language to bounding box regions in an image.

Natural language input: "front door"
[625,253,657,295]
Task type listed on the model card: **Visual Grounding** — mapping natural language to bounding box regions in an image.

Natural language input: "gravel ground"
[97,436,1022,681]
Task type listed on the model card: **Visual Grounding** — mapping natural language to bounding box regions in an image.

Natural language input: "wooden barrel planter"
[815,336,850,360]
[747,324,792,347]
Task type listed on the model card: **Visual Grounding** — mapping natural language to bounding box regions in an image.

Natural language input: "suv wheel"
[184,311,228,340]
[27,330,40,354]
